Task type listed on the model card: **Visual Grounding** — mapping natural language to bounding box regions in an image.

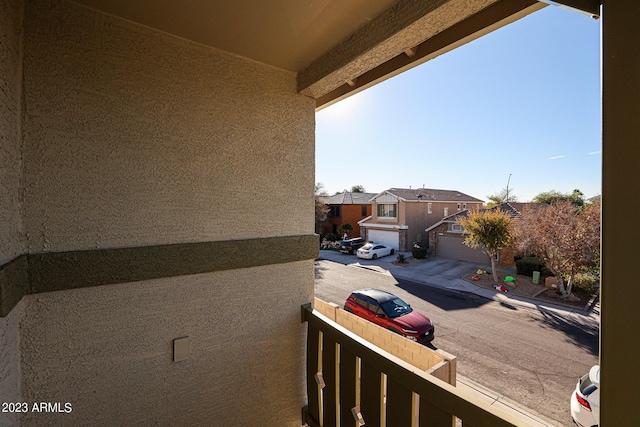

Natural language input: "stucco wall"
[19,262,313,426]
[22,0,314,254]
[0,0,23,265]
[10,1,316,426]
[0,0,24,423]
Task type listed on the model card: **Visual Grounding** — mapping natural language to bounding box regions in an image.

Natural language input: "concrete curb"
[456,375,561,427]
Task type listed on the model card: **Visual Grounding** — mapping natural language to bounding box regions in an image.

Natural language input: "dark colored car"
[343,289,434,344]
[340,237,366,254]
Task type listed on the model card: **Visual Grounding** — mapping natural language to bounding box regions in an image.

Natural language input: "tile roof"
[382,188,483,202]
[325,192,377,205]
[424,202,540,232]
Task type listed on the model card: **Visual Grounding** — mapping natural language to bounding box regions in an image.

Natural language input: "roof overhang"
[70,0,600,108]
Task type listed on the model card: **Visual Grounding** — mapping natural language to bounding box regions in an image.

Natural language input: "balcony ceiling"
[70,0,549,106]
[71,0,401,72]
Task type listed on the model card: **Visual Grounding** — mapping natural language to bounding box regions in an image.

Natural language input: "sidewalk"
[319,250,599,320]
[317,250,596,427]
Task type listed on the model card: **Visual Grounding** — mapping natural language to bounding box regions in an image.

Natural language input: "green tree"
[533,189,584,207]
[457,210,514,282]
[337,185,366,194]
[486,188,518,208]
[514,200,600,298]
[339,223,353,237]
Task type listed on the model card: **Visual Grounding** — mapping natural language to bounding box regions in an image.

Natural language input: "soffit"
[70,0,598,106]
[70,0,401,72]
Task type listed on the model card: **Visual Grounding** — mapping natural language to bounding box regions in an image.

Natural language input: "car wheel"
[390,249,395,255]
[372,254,378,260]
[344,307,354,314]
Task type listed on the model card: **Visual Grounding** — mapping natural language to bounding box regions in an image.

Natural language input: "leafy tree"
[337,185,366,194]
[315,183,330,234]
[514,200,600,298]
[339,223,354,238]
[457,210,514,282]
[486,187,518,207]
[533,189,584,207]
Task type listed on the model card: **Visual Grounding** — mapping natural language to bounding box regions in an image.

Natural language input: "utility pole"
[505,173,512,203]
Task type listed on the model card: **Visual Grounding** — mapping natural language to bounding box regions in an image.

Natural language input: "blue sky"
[315,6,601,203]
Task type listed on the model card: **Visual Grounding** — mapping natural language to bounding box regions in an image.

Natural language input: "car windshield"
[380,297,413,318]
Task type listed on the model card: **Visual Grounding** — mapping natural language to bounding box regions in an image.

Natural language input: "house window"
[463,203,467,209]
[457,203,461,211]
[362,206,368,216]
[451,224,464,233]
[444,207,449,216]
[329,206,341,217]
[428,203,432,214]
[377,203,397,218]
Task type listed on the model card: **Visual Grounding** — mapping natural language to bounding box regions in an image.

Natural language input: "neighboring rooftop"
[325,192,378,204]
[376,188,484,202]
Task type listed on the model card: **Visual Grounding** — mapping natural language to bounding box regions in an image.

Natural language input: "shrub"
[572,271,599,293]
[412,247,428,259]
[322,233,338,242]
[515,257,551,277]
[397,254,406,263]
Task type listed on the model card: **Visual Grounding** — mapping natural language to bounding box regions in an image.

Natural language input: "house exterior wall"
[339,204,370,238]
[403,202,428,246]
[0,1,315,426]
[0,0,24,423]
[323,204,370,238]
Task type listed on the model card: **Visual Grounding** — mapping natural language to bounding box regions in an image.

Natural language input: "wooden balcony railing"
[301,303,530,427]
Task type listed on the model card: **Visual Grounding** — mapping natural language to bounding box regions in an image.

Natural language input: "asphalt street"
[314,254,599,426]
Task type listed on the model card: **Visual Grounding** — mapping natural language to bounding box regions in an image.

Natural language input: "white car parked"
[356,243,394,260]
[570,365,599,427]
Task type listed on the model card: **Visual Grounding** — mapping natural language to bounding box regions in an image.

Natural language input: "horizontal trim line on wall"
[0,234,319,317]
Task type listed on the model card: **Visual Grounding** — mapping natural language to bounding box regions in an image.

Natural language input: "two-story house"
[359,188,483,252]
[322,192,376,238]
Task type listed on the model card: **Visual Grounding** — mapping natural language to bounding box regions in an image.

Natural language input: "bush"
[322,233,338,242]
[412,247,428,259]
[515,257,551,277]
[572,271,599,293]
[397,254,406,263]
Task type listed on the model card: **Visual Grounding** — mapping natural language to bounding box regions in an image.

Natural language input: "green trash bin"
[532,271,540,285]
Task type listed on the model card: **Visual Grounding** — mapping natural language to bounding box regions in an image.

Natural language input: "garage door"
[437,234,490,264]
[367,230,399,251]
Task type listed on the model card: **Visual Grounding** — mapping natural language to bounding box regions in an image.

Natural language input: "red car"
[344,289,434,344]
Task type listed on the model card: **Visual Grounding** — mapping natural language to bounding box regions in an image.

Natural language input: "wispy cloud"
[548,155,565,160]
[588,150,601,155]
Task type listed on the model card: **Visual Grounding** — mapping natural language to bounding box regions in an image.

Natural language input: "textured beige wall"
[11,1,316,426]
[22,0,315,254]
[0,304,22,427]
[20,262,313,426]
[0,0,24,423]
[0,0,23,265]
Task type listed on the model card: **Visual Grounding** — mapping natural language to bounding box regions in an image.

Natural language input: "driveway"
[318,249,493,284]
